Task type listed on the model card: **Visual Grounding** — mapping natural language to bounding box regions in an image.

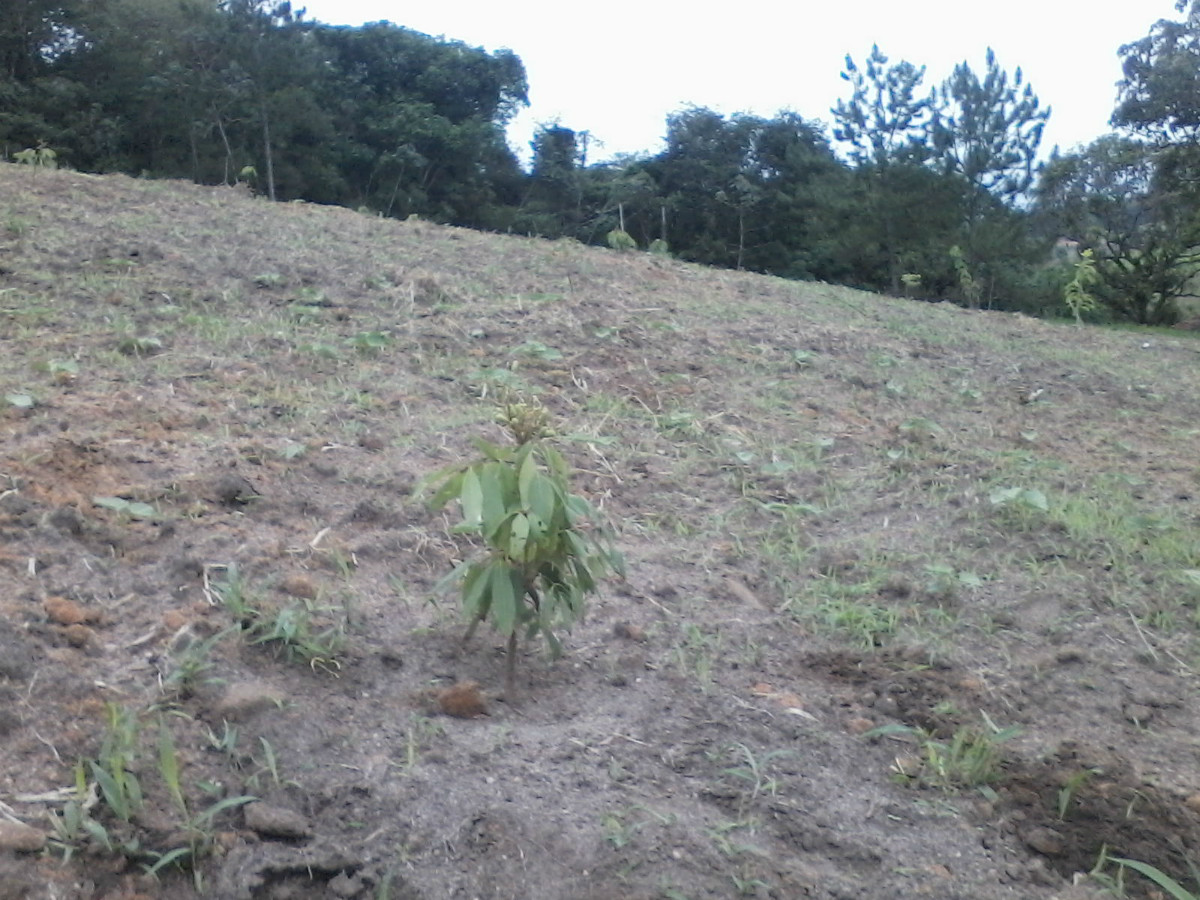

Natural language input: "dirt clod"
[43,596,95,626]
[244,802,312,841]
[213,681,285,721]
[612,621,645,642]
[62,623,94,648]
[435,681,489,718]
[278,574,318,600]
[1023,826,1067,857]
[0,821,46,853]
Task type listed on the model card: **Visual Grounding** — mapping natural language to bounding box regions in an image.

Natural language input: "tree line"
[3,0,1199,324]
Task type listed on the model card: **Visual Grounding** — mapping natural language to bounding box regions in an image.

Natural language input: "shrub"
[422,398,624,695]
[607,229,637,252]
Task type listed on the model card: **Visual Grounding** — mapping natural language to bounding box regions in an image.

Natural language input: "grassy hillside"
[1,163,1199,899]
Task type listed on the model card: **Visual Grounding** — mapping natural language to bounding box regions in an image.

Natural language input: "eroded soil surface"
[1,165,1199,899]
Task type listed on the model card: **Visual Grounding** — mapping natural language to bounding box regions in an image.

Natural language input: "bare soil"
[1,164,1200,899]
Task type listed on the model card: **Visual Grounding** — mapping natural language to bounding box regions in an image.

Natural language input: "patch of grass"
[48,705,254,887]
[601,805,676,850]
[720,743,794,816]
[394,714,445,775]
[671,622,721,689]
[158,627,229,700]
[211,564,346,672]
[868,714,1020,791]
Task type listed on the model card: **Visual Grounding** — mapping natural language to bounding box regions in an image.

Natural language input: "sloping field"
[1,163,1199,899]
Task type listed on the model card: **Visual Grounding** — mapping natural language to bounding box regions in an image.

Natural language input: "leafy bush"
[14,143,57,169]
[422,398,624,695]
[606,229,637,252]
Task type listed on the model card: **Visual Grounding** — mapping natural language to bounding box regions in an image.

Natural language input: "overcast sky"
[298,0,1182,164]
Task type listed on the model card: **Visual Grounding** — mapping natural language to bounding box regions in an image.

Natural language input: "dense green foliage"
[0,0,527,224]
[4,0,1197,321]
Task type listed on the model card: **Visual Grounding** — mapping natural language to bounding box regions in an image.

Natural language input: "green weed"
[721,743,794,815]
[212,564,345,671]
[868,714,1020,790]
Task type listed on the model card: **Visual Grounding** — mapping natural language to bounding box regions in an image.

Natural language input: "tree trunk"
[737,210,746,270]
[213,109,234,186]
[260,101,276,201]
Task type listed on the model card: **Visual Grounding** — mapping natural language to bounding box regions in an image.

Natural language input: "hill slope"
[1,164,1199,899]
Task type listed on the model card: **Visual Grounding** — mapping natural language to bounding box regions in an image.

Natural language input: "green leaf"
[421,464,466,509]
[83,818,113,851]
[460,469,484,527]
[988,487,1021,506]
[1021,489,1048,511]
[478,465,509,537]
[1110,859,1197,900]
[564,493,595,523]
[518,451,538,507]
[193,794,256,827]
[125,502,157,519]
[90,762,129,820]
[145,846,193,876]
[460,564,490,619]
[158,722,186,816]
[93,496,129,512]
[526,473,557,529]
[5,392,34,409]
[509,513,530,561]
[489,564,519,636]
[471,437,511,462]
[541,443,570,480]
[433,558,471,595]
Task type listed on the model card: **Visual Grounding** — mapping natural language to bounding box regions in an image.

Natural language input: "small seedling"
[149,719,255,885]
[721,743,794,816]
[159,628,229,699]
[421,396,624,697]
[93,496,158,520]
[988,486,1049,530]
[989,486,1048,512]
[352,331,390,354]
[116,335,163,357]
[46,359,79,384]
[601,805,675,849]
[1057,767,1100,821]
[511,339,563,361]
[672,622,720,688]
[247,737,297,789]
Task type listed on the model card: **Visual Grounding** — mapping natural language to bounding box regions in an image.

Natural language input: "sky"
[298,0,1183,164]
